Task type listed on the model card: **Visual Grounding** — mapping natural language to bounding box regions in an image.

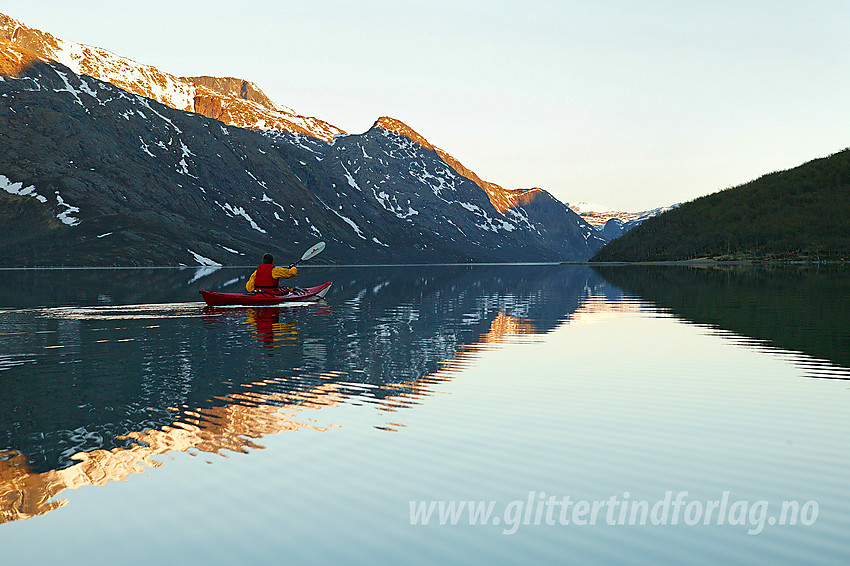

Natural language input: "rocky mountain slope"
[0,13,605,266]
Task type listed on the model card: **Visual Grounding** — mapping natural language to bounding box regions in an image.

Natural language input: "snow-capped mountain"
[302,117,602,259]
[0,13,343,141]
[568,202,678,228]
[568,201,617,216]
[0,13,605,266]
[372,117,544,213]
[568,201,679,239]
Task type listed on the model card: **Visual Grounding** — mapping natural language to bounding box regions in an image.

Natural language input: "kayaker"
[246,253,297,293]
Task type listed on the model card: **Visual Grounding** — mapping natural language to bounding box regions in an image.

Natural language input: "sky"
[5,0,850,211]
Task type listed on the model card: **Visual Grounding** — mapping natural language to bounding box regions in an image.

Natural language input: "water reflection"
[0,265,600,524]
[202,304,334,360]
[2,264,848,526]
[0,310,547,523]
[0,378,344,523]
[593,265,850,379]
[247,308,298,349]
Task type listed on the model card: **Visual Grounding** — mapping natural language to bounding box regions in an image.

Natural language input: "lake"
[1,264,848,564]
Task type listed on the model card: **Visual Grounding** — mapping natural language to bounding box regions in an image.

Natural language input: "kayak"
[199,281,332,306]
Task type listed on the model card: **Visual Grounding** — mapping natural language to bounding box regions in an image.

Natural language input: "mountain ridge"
[370,116,543,213]
[0,13,606,266]
[568,202,678,228]
[1,13,556,216]
[0,12,345,141]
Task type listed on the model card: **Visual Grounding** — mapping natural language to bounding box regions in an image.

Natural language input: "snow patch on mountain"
[1,174,47,203]
[54,192,80,225]
[188,250,221,267]
[341,162,362,192]
[218,244,242,255]
[332,209,367,240]
[218,202,267,233]
[138,137,155,157]
[2,174,83,226]
[373,189,419,221]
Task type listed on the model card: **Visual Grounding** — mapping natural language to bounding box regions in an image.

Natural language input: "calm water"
[0,264,848,564]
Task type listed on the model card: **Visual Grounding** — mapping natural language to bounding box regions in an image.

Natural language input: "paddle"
[288,241,326,268]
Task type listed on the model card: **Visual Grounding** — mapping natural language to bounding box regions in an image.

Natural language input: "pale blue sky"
[5,1,850,210]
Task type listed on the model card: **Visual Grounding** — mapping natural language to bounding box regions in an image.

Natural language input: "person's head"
[262,253,274,264]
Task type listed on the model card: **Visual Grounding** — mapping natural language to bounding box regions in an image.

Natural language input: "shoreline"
[589,252,850,266]
[1,259,848,270]
[578,259,850,266]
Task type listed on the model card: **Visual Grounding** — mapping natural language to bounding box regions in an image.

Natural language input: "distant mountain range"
[567,202,678,240]
[0,13,608,266]
[592,149,850,262]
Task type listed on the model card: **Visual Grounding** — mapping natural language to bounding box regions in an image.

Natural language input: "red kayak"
[199,281,332,306]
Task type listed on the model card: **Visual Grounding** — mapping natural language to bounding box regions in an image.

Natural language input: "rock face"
[184,76,278,109]
[0,13,605,266]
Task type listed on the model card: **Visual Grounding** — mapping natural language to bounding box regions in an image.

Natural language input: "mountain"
[600,218,626,240]
[568,201,678,240]
[0,13,605,266]
[0,13,343,141]
[591,149,850,262]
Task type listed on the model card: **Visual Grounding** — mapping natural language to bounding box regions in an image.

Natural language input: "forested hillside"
[592,149,850,262]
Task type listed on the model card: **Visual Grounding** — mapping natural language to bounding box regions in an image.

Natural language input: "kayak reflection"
[203,303,332,349]
[247,307,296,348]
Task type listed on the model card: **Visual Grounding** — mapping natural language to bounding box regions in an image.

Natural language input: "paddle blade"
[301,241,326,262]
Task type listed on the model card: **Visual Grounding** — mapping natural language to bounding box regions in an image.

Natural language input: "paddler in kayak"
[246,253,297,294]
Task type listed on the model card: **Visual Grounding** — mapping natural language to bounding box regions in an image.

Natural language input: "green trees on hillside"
[592,148,850,262]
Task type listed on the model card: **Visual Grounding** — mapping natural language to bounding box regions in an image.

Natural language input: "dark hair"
[262,253,274,264]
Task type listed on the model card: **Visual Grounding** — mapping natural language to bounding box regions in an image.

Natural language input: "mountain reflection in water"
[593,265,850,379]
[0,265,594,523]
[1,264,847,526]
